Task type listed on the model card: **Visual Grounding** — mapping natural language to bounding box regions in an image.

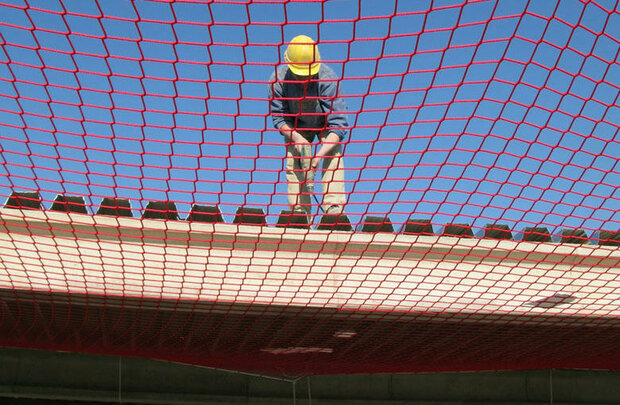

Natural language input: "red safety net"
[0,0,619,377]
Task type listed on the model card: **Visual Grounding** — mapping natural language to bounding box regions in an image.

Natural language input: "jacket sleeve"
[318,79,348,140]
[268,73,290,131]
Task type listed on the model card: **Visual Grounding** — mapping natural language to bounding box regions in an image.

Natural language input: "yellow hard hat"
[284,35,321,77]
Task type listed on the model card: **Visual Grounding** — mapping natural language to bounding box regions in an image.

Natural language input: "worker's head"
[284,35,321,78]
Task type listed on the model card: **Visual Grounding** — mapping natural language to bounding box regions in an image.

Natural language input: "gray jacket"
[268,64,348,140]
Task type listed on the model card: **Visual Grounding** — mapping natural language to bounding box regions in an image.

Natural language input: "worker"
[268,35,348,218]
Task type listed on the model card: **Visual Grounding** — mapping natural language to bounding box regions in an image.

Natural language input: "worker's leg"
[320,136,346,214]
[286,142,314,216]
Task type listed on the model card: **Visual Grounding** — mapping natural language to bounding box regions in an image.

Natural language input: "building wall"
[1,348,619,404]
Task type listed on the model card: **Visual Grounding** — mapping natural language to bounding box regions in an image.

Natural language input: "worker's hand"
[290,131,310,156]
[311,132,339,170]
[311,156,321,170]
[316,132,341,158]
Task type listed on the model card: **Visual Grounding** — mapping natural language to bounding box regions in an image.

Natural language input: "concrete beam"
[0,208,618,323]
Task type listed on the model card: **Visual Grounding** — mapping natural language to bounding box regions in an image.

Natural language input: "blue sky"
[0,0,618,236]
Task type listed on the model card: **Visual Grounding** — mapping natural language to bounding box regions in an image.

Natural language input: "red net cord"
[0,0,618,376]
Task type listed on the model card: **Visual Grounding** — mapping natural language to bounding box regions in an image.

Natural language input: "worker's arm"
[318,75,348,141]
[311,73,347,169]
[269,71,296,135]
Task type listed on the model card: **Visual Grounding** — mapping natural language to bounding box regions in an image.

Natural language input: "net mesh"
[0,0,619,376]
